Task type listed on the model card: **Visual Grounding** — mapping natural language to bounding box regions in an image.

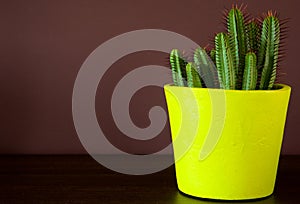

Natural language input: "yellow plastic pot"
[164,84,291,200]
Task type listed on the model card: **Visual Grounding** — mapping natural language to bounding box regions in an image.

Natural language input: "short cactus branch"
[186,63,202,88]
[170,49,187,86]
[194,47,219,88]
[210,49,216,64]
[242,52,257,90]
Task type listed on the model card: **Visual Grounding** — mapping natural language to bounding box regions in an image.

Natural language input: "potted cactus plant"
[164,5,291,200]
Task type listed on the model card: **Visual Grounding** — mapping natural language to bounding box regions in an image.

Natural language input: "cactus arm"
[210,49,216,64]
[215,34,226,88]
[215,33,236,89]
[242,52,257,90]
[194,47,219,88]
[227,8,247,88]
[259,15,280,90]
[224,46,236,90]
[246,21,260,52]
[257,16,271,76]
[186,63,202,88]
[170,49,186,86]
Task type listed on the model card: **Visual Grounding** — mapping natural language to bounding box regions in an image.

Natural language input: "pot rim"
[164,83,291,93]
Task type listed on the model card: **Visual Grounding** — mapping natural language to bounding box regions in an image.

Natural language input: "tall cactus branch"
[215,33,236,89]
[258,13,280,90]
[227,8,247,89]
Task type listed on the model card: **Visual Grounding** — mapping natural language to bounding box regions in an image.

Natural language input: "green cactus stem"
[186,63,202,88]
[210,49,216,64]
[215,33,236,90]
[258,13,280,90]
[194,47,219,88]
[246,20,260,53]
[170,49,187,86]
[242,52,257,90]
[227,7,247,89]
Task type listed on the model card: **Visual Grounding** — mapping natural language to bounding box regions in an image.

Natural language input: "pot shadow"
[172,191,277,204]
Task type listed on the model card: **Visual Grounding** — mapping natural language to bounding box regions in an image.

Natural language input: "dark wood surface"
[0,155,299,204]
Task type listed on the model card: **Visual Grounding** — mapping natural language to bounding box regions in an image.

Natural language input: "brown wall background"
[1,0,299,154]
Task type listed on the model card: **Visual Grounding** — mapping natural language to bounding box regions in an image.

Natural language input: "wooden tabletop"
[0,155,299,204]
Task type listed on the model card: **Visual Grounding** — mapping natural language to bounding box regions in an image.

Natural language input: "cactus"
[215,33,236,89]
[210,49,216,64]
[242,52,257,90]
[170,49,187,86]
[186,63,202,88]
[227,7,247,89]
[246,20,261,53]
[258,13,280,90]
[194,47,219,88]
[168,6,283,91]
